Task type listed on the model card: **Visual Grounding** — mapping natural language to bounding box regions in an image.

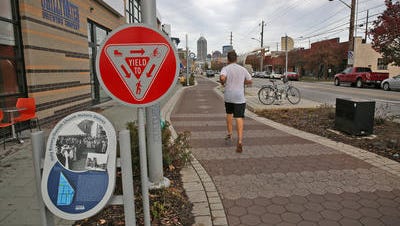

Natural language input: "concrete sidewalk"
[0,84,181,225]
[172,76,400,226]
[1,75,400,226]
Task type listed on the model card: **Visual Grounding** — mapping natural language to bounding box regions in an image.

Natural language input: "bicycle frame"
[258,79,301,105]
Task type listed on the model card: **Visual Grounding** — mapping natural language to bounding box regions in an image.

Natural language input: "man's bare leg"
[235,117,244,144]
[226,113,233,137]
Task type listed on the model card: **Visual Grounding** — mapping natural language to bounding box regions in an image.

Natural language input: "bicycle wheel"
[286,86,301,104]
[258,86,275,105]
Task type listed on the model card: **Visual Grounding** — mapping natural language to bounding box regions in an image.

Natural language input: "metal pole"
[142,0,166,187]
[119,130,136,226]
[140,2,155,225]
[31,131,55,226]
[138,108,151,226]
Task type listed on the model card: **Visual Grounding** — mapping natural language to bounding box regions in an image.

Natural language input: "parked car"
[271,73,283,79]
[258,71,267,78]
[265,72,272,79]
[206,70,215,77]
[381,75,400,91]
[253,71,266,78]
[284,72,299,81]
[334,67,389,88]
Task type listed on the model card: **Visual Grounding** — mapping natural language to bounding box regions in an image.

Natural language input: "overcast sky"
[157,0,386,55]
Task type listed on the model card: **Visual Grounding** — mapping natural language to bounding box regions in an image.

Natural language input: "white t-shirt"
[220,63,252,104]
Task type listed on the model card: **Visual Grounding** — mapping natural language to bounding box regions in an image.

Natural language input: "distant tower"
[197,36,207,62]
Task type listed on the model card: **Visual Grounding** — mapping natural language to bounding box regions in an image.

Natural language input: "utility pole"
[329,0,356,65]
[230,32,233,46]
[260,20,265,71]
[364,10,369,42]
[349,0,356,52]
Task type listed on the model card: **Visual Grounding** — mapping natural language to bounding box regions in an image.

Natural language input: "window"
[355,67,372,73]
[87,20,111,104]
[377,58,388,70]
[0,0,25,108]
[126,0,141,23]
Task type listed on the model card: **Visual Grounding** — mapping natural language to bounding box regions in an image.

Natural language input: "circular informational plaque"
[41,111,116,220]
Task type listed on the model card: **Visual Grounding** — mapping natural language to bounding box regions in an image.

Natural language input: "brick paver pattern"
[171,78,400,226]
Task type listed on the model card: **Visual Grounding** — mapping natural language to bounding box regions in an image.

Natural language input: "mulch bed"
[73,167,194,226]
[257,106,400,162]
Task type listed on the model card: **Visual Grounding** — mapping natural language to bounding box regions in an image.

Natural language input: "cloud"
[157,0,385,54]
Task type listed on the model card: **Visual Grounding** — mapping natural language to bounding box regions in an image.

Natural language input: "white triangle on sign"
[105,43,170,101]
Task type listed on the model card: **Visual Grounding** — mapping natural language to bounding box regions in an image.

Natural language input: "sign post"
[142,0,169,190]
[96,23,179,226]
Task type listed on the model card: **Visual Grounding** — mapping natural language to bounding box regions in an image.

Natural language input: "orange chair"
[13,98,41,131]
[0,109,14,149]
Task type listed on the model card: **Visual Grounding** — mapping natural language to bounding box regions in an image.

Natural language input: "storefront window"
[126,0,141,23]
[0,20,15,45]
[0,0,25,108]
[95,27,107,45]
[0,0,13,19]
[88,20,110,104]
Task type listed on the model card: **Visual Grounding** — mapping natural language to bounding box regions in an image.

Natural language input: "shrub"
[126,121,191,175]
[375,102,391,125]
[179,74,195,86]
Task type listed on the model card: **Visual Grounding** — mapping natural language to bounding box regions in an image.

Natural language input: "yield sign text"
[105,44,169,101]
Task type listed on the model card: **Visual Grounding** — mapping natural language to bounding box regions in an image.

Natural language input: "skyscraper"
[197,36,207,62]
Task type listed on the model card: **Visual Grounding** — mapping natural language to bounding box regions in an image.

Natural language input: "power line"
[298,3,384,40]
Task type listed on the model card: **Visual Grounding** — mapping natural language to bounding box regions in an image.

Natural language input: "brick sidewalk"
[171,77,400,226]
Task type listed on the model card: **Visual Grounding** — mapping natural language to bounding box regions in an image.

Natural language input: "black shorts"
[225,102,246,118]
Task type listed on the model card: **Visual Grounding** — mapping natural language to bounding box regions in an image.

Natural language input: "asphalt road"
[252,78,400,117]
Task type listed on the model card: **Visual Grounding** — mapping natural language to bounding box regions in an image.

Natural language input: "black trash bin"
[335,98,375,135]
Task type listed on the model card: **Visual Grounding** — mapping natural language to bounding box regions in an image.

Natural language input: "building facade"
[281,36,294,52]
[197,36,207,62]
[222,45,233,57]
[0,0,142,125]
[353,37,400,77]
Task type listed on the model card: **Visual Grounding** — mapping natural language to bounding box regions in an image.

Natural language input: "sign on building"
[348,51,354,65]
[41,111,117,220]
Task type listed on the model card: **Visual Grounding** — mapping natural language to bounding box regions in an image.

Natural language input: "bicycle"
[258,78,301,105]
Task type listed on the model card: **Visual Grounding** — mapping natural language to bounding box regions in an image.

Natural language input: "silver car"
[381,75,400,91]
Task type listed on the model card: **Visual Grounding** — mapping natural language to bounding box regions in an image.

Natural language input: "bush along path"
[74,121,194,226]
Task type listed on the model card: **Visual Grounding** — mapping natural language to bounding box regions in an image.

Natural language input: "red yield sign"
[96,24,179,107]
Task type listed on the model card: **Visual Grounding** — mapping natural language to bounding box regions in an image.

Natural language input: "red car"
[284,72,299,81]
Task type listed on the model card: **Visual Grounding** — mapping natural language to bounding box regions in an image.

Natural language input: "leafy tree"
[210,60,225,71]
[245,54,259,71]
[370,0,400,66]
[304,39,345,79]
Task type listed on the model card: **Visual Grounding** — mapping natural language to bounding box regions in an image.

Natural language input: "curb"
[162,80,228,226]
